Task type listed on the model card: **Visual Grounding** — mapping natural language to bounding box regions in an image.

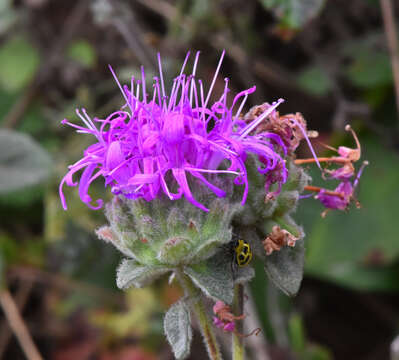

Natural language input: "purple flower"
[223,321,235,332]
[316,160,368,211]
[60,51,286,212]
[316,181,352,210]
[213,317,224,328]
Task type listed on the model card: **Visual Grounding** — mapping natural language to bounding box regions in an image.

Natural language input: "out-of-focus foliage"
[0,130,52,193]
[66,40,97,68]
[0,0,16,36]
[260,0,326,29]
[0,35,39,93]
[297,66,332,96]
[91,288,160,338]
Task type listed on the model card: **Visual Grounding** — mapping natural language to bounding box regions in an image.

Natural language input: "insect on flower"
[59,51,288,212]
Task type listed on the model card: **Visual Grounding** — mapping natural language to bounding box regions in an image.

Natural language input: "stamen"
[190,51,200,105]
[157,53,166,98]
[239,98,284,139]
[204,50,225,110]
[304,185,345,199]
[234,94,248,119]
[141,66,147,104]
[108,65,134,115]
[184,167,242,175]
[345,124,361,154]
[294,157,348,165]
[292,117,321,170]
[353,160,369,189]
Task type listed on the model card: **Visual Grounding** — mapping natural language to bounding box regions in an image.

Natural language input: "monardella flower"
[316,160,368,213]
[59,51,287,212]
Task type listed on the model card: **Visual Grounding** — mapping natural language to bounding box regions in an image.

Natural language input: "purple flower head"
[60,51,286,212]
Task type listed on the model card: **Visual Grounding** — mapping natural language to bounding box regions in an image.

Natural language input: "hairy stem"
[232,284,245,360]
[179,272,223,360]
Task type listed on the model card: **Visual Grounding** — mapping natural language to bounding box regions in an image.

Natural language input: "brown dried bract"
[244,103,310,153]
[263,225,299,255]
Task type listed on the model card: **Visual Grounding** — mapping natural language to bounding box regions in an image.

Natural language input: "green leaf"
[298,137,399,291]
[164,300,192,360]
[116,259,170,289]
[260,0,326,29]
[264,238,305,297]
[0,36,40,92]
[297,66,332,96]
[0,130,52,193]
[347,52,392,89]
[96,226,137,259]
[67,40,96,68]
[184,251,234,304]
[234,265,255,284]
[157,236,193,266]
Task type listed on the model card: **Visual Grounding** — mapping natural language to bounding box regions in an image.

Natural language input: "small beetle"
[234,239,252,267]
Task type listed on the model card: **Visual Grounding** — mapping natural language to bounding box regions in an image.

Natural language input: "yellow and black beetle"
[234,239,252,267]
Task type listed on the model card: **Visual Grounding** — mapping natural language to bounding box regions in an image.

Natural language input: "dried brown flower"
[263,225,299,255]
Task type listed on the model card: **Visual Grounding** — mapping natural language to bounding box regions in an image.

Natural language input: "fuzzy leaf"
[164,299,192,360]
[264,238,305,296]
[116,259,170,289]
[184,251,234,304]
[157,236,193,266]
[189,228,232,263]
[234,266,255,284]
[0,130,52,193]
[96,226,137,259]
[274,190,299,217]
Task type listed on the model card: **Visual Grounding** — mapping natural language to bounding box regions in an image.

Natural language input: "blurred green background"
[1,0,399,359]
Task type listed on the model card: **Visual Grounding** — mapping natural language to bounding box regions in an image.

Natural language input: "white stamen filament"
[204,50,225,110]
[185,167,241,175]
[157,53,166,99]
[239,98,284,139]
[108,65,134,116]
[234,93,248,119]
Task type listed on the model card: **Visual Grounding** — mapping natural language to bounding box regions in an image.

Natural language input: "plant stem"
[179,272,223,360]
[380,0,399,127]
[0,289,43,360]
[232,284,245,360]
